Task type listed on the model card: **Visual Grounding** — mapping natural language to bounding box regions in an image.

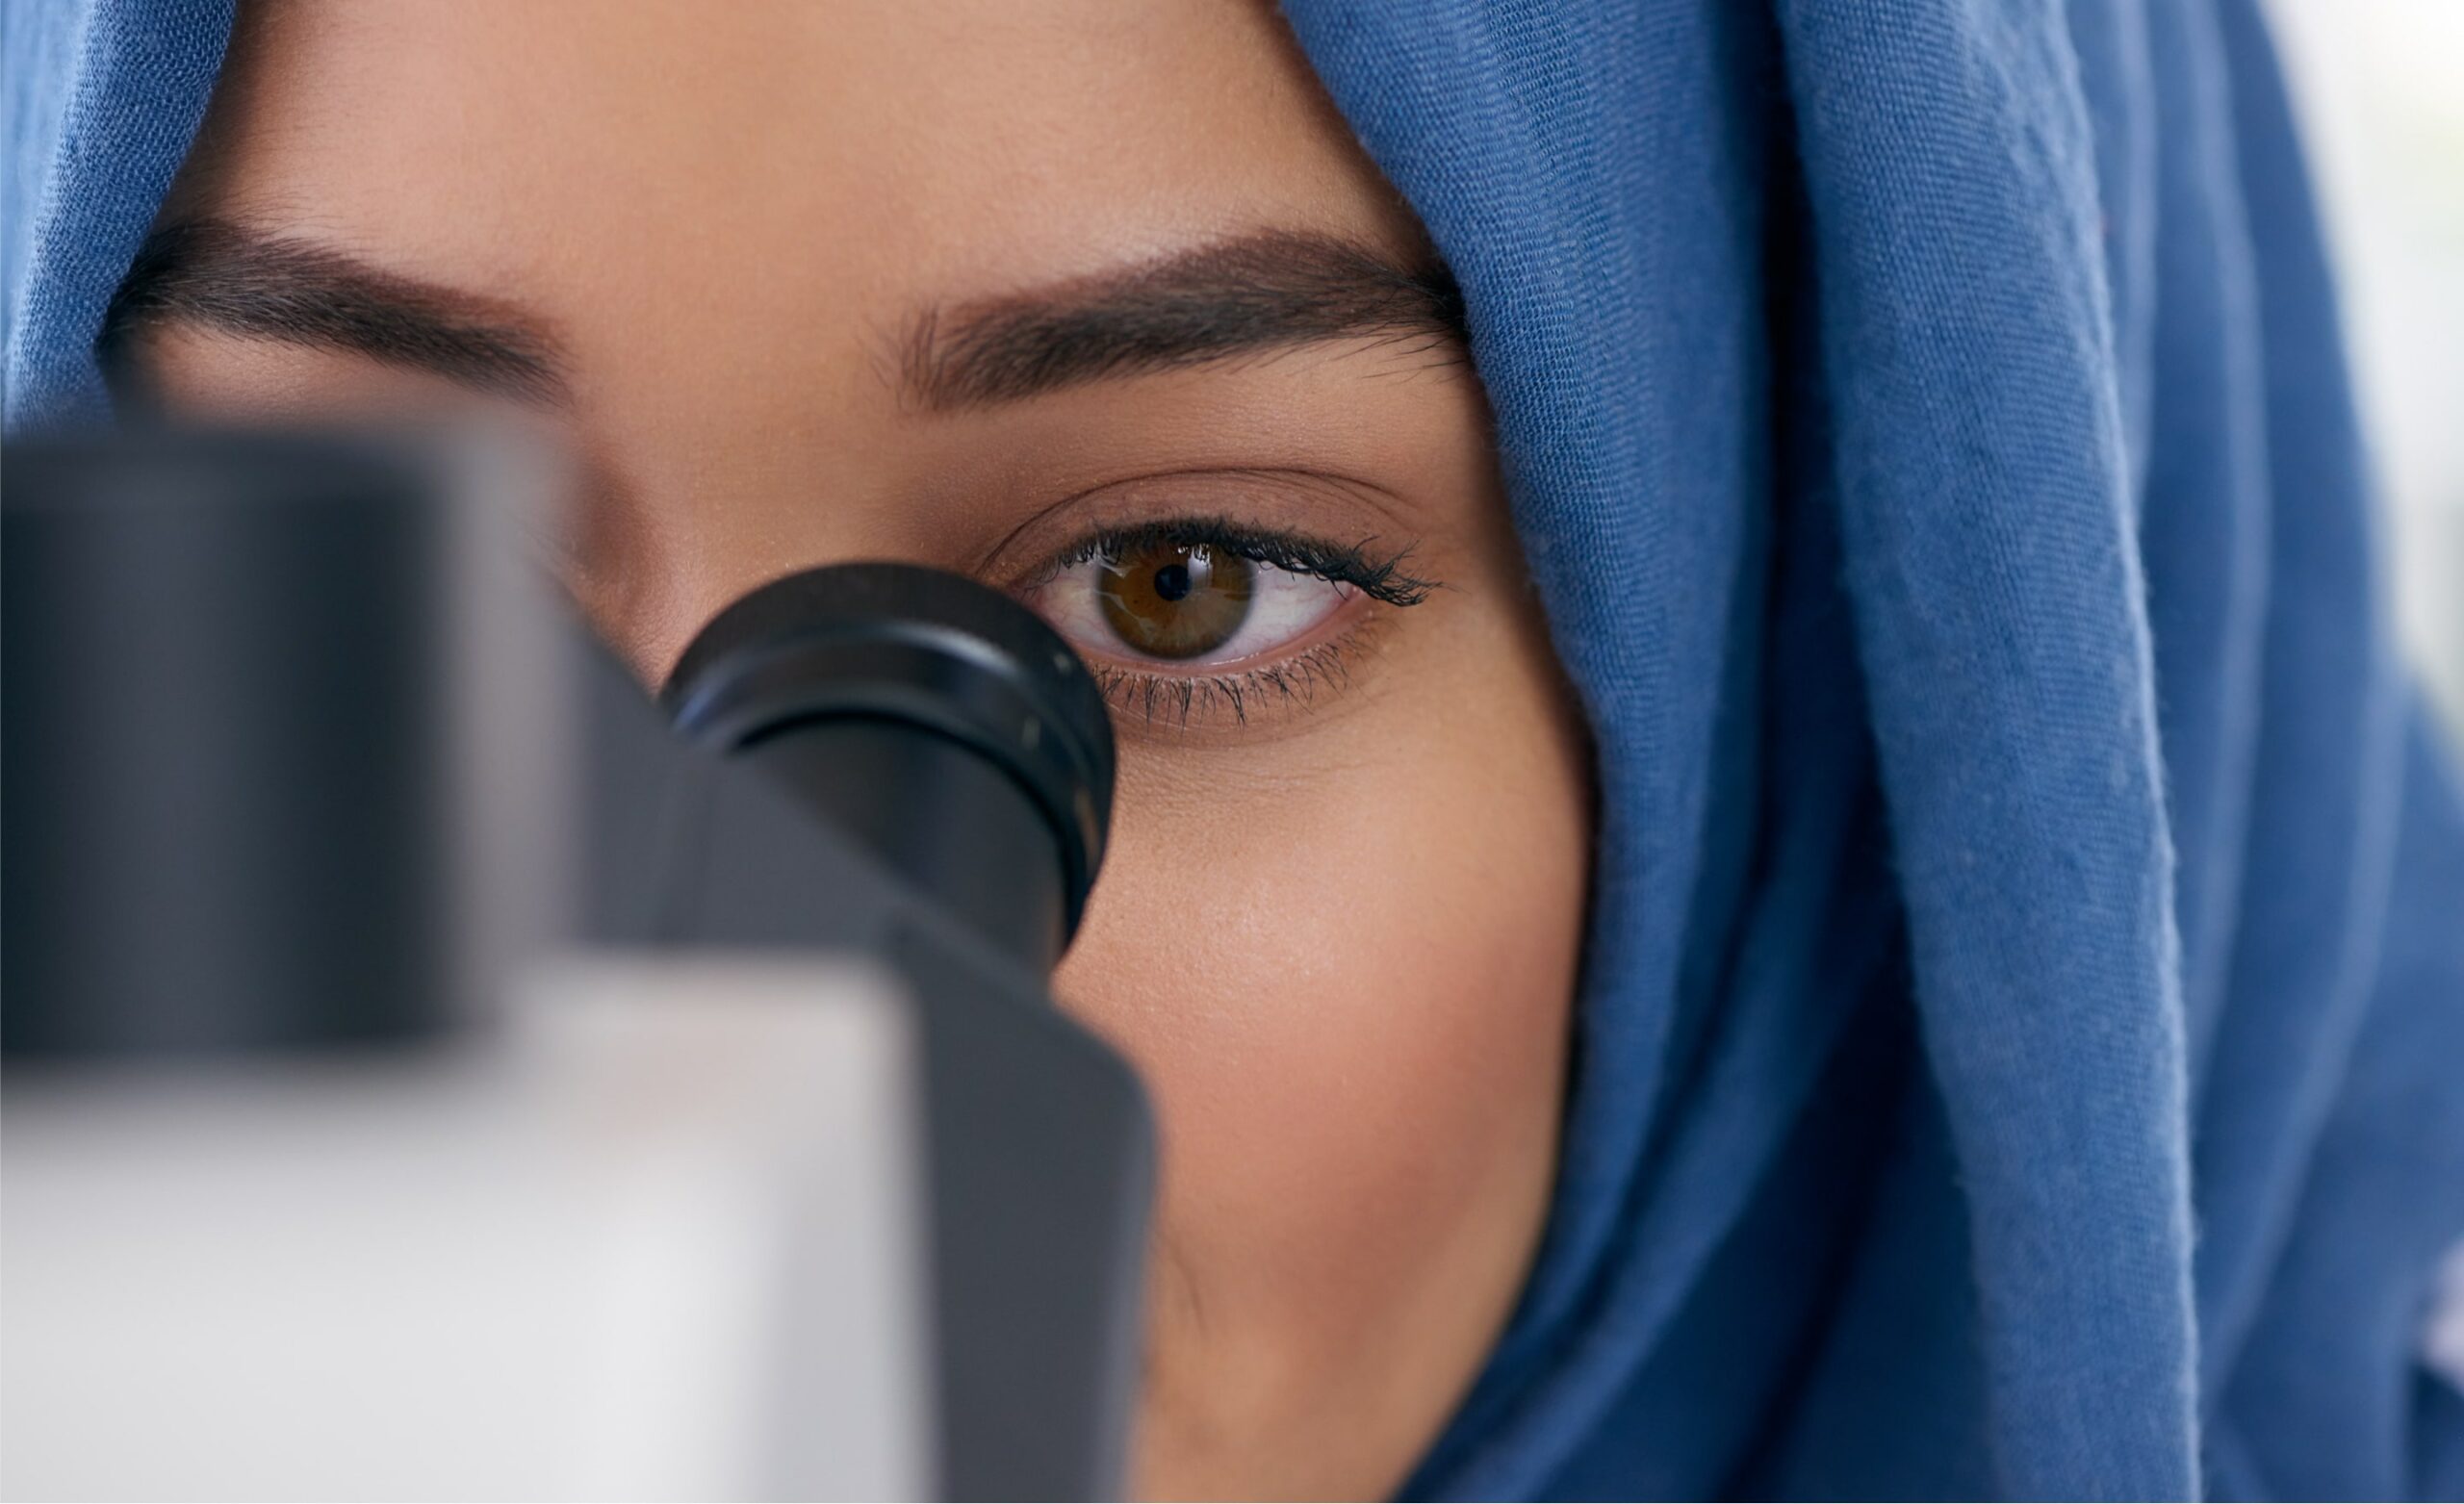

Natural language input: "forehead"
[176,0,1421,356]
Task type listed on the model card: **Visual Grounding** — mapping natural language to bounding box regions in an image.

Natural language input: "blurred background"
[2268,0,2464,739]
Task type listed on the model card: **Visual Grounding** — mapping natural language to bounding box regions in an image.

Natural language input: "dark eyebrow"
[101,220,570,405]
[99,221,1467,414]
[900,229,1466,410]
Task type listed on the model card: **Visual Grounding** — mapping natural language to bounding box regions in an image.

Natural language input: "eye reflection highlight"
[1041,537,1345,670]
[1071,538,1344,667]
[1097,542,1259,660]
[1019,516,1437,728]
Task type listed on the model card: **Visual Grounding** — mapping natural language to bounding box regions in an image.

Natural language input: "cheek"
[1094,774,1566,1262]
[1054,676,1588,1456]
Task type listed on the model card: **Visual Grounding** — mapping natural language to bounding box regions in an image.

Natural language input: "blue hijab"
[9,2,2462,1496]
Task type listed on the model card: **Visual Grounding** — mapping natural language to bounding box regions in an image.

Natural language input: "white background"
[2269,0,2464,741]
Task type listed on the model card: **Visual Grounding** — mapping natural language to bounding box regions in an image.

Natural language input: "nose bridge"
[603,461,933,686]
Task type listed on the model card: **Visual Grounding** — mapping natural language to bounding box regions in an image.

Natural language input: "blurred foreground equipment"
[0,432,1152,1502]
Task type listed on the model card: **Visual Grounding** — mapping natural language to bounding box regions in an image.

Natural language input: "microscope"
[1,431,1153,1500]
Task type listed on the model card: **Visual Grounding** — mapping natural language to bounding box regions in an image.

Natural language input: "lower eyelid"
[1092,589,1417,732]
[1093,638,1360,728]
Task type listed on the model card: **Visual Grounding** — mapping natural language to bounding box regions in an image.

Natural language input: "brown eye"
[1026,529,1354,685]
[1097,542,1256,659]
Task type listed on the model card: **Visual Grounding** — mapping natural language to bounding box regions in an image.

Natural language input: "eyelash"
[1092,640,1357,727]
[1026,513,1437,727]
[1040,515,1435,608]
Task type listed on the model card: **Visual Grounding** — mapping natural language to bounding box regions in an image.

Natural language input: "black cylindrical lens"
[661,562,1116,974]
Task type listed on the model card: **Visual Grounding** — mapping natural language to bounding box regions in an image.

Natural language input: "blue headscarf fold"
[9,1,2461,1497]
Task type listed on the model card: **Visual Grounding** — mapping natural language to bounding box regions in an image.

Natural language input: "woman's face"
[118,2,1591,1495]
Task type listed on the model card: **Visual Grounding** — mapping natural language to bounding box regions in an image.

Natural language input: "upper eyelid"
[969,463,1421,576]
[1024,516,1438,604]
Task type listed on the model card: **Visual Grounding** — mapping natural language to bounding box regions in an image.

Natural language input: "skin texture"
[122,3,1593,1496]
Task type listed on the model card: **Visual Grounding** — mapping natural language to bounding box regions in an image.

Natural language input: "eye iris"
[1099,541,1255,659]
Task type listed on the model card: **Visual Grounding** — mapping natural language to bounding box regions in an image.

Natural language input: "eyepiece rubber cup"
[662,562,1117,945]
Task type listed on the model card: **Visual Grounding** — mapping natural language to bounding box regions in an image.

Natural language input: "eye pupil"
[1100,541,1254,659]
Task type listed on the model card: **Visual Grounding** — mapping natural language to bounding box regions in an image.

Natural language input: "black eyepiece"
[662,562,1116,971]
